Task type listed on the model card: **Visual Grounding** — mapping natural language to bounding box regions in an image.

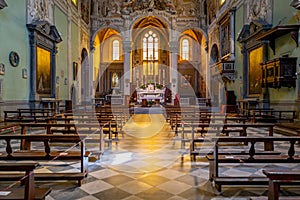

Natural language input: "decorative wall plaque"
[9,51,19,67]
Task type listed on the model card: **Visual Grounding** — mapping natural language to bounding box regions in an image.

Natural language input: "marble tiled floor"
[2,113,300,200]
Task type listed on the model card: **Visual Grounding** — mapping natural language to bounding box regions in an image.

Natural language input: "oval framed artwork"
[9,51,20,67]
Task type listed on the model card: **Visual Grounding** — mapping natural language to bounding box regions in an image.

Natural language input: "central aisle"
[100,114,183,173]
[46,113,300,200]
[123,114,167,138]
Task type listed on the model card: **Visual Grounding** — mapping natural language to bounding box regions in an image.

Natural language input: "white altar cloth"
[136,89,165,104]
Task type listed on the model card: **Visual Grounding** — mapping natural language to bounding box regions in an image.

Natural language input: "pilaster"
[123,40,131,96]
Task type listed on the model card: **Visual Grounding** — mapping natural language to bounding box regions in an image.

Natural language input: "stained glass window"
[112,40,120,60]
[143,30,158,60]
[182,39,189,60]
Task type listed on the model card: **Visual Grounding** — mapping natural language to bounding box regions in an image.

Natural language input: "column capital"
[230,7,236,13]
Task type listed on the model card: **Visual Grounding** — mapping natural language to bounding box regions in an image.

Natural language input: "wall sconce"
[0,63,5,75]
[22,68,27,79]
[64,78,68,85]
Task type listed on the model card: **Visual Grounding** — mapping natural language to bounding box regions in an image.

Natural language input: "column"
[170,40,178,100]
[230,8,236,60]
[262,40,270,109]
[92,0,98,16]
[28,31,37,107]
[123,41,131,96]
[67,4,72,100]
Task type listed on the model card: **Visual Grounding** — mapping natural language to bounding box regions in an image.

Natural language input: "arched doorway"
[92,28,124,101]
[178,29,207,101]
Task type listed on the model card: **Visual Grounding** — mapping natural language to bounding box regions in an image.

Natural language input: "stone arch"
[129,15,171,32]
[179,27,208,43]
[177,28,208,98]
[130,16,170,43]
[91,26,123,49]
[91,27,124,97]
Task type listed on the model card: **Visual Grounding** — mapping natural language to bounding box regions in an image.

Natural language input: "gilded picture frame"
[110,72,121,89]
[36,47,51,94]
[248,46,263,95]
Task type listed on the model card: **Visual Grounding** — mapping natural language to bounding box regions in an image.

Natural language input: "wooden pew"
[262,170,300,200]
[178,115,248,135]
[50,115,118,145]
[0,162,51,200]
[0,122,20,135]
[20,120,109,157]
[4,108,55,123]
[206,136,300,192]
[247,108,296,123]
[0,135,90,186]
[189,122,275,160]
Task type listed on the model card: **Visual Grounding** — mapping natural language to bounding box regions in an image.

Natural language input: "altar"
[136,87,165,104]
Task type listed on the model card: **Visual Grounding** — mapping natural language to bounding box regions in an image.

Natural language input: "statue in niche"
[37,0,48,20]
[104,0,121,17]
[81,0,89,24]
[121,0,134,14]
[164,0,176,14]
[132,0,156,11]
[149,0,155,9]
[119,0,176,13]
[207,0,216,23]
[248,0,270,23]
[29,0,48,21]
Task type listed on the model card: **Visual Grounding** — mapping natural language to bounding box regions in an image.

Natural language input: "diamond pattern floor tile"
[2,113,300,200]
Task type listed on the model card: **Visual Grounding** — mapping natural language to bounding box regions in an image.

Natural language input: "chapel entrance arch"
[130,16,171,97]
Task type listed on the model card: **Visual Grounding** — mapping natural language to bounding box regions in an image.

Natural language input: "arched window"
[143,30,158,60]
[181,39,189,60]
[112,40,120,61]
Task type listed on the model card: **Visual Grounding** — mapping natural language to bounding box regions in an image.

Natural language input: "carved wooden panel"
[262,57,297,88]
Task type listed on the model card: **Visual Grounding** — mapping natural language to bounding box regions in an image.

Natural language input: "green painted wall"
[54,6,68,100]
[273,0,296,27]
[267,2,300,102]
[0,0,29,101]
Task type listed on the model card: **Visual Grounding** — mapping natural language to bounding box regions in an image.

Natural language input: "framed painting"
[36,46,51,94]
[248,46,263,95]
[110,72,121,89]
